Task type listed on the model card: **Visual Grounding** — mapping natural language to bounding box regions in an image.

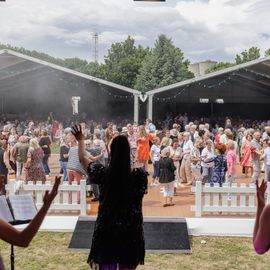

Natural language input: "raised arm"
[71,125,90,171]
[204,156,216,163]
[0,176,61,247]
[253,180,270,254]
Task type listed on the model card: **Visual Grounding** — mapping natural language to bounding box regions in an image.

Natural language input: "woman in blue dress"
[204,143,227,186]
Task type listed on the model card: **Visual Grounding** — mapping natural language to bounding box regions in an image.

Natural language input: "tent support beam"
[147,94,153,121]
[134,94,139,123]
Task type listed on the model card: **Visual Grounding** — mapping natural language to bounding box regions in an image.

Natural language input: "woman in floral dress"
[204,143,227,187]
[25,138,46,183]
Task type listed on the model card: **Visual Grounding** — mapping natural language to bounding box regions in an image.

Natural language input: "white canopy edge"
[0,49,140,95]
[147,55,270,95]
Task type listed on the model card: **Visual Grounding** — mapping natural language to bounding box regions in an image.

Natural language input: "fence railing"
[191,181,270,217]
[7,180,89,215]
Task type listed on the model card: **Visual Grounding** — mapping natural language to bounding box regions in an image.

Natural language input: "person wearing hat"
[159,147,176,207]
[121,127,128,136]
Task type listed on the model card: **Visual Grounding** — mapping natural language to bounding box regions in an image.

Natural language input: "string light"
[0,66,45,77]
[244,68,270,79]
[154,73,237,102]
[52,70,133,99]
[4,65,262,102]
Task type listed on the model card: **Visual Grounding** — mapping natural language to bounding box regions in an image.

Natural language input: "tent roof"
[147,55,270,96]
[0,49,140,95]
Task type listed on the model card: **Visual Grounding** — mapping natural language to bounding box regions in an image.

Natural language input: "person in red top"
[240,134,253,176]
[137,125,154,173]
[214,127,224,144]
[52,120,59,141]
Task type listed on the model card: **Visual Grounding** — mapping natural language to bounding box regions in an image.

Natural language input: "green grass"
[1,233,270,270]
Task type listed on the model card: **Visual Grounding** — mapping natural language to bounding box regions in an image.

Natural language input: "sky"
[0,0,270,63]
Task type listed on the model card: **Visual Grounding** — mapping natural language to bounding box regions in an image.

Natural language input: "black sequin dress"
[87,163,148,269]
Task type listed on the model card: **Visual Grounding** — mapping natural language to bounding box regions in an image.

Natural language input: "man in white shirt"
[262,126,270,141]
[191,125,198,142]
[250,132,263,183]
[262,140,270,182]
[219,129,231,145]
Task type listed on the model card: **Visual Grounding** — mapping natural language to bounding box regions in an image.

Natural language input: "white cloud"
[0,0,270,62]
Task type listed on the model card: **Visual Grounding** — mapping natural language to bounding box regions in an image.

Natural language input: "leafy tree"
[62,58,88,72]
[265,48,270,57]
[135,35,194,92]
[205,62,235,74]
[81,62,106,79]
[102,36,149,88]
[235,46,260,64]
[0,43,65,66]
[0,43,106,79]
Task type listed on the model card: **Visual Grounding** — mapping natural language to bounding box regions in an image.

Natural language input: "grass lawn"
[0,233,270,270]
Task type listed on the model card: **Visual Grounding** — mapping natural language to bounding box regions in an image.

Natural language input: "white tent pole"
[147,94,153,121]
[134,94,139,123]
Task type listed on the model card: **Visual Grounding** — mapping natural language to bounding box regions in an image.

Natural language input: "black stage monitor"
[69,216,191,253]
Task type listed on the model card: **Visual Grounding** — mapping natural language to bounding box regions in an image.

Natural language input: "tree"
[81,62,106,79]
[102,36,149,88]
[205,62,235,74]
[235,47,260,64]
[135,34,194,92]
[62,58,88,72]
[0,43,65,66]
[265,48,270,57]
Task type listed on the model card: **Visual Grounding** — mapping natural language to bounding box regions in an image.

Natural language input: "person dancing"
[253,179,270,254]
[137,125,154,173]
[72,125,148,270]
[0,177,61,268]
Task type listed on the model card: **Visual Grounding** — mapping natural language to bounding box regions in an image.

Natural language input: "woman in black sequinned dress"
[71,125,148,270]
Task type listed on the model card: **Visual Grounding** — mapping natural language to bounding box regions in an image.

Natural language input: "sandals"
[163,203,175,207]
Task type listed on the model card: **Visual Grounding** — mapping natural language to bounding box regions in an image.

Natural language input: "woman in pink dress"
[25,138,46,183]
[240,134,253,177]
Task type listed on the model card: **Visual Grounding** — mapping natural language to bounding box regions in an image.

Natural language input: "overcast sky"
[0,0,269,63]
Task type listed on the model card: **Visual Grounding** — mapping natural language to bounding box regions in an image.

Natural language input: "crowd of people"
[1,114,270,207]
[1,114,270,269]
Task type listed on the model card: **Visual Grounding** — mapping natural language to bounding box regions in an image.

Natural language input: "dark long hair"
[104,135,131,205]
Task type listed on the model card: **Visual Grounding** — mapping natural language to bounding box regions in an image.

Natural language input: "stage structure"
[0,49,141,123]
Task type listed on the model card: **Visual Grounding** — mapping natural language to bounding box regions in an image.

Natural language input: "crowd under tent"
[0,49,141,123]
[146,56,270,121]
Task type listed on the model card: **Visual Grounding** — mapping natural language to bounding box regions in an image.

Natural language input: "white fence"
[7,180,89,215]
[191,181,270,217]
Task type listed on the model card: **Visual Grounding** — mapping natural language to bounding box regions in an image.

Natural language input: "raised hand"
[256,179,267,206]
[71,124,85,141]
[43,176,61,206]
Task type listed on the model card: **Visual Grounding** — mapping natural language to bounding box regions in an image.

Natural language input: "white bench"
[7,180,89,215]
[191,181,270,217]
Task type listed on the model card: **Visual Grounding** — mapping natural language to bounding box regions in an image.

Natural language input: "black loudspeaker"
[69,216,191,253]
